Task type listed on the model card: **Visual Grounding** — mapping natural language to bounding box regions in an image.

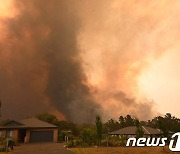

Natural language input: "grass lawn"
[70,146,179,154]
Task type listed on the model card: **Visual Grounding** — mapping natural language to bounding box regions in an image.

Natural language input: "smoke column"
[1,0,179,122]
[0,0,102,123]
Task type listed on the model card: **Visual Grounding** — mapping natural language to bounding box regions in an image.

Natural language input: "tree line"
[1,112,179,147]
[35,112,180,137]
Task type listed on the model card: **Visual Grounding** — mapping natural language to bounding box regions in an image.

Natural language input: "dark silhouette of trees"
[124,115,135,127]
[36,113,59,125]
[95,115,102,146]
[104,119,120,133]
[135,119,144,138]
[140,113,180,137]
[35,113,79,136]
[104,113,180,136]
[119,116,125,128]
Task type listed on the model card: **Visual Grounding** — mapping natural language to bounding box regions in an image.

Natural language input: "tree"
[119,116,125,128]
[157,116,169,138]
[124,115,135,127]
[57,120,79,136]
[104,119,120,132]
[82,128,96,146]
[135,119,144,138]
[35,113,59,125]
[95,115,102,146]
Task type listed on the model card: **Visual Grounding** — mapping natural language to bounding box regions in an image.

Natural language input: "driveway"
[12,143,74,154]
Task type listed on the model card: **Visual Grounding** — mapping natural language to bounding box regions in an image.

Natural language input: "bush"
[73,140,83,147]
[101,139,108,146]
[67,140,82,148]
[0,146,5,152]
[104,136,127,147]
[0,137,6,152]
[67,140,75,148]
[82,128,96,146]
[58,131,64,142]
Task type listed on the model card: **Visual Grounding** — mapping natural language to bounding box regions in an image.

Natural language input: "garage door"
[30,131,54,143]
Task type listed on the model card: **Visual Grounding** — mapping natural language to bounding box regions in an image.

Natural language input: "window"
[7,130,13,137]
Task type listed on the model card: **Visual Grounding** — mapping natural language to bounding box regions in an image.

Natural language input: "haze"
[0,0,180,122]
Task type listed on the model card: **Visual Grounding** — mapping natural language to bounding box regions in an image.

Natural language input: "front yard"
[70,146,179,154]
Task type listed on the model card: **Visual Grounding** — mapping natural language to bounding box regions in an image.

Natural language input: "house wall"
[0,130,6,138]
[25,129,30,143]
[13,129,18,141]
[0,128,58,143]
[53,129,58,142]
[0,129,19,141]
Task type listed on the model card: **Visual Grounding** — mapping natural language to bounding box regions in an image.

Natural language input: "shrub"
[73,140,83,147]
[58,131,64,142]
[104,136,127,147]
[82,128,97,146]
[67,140,75,148]
[0,137,6,152]
[101,139,108,146]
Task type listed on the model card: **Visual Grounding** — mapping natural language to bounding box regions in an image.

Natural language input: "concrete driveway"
[12,143,74,154]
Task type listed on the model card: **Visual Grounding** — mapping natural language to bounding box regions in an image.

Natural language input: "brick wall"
[25,129,30,143]
[53,129,58,142]
[12,129,18,141]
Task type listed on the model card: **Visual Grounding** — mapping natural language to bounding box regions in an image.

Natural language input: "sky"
[0,0,180,122]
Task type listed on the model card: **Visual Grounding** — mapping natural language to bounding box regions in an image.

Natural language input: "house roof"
[142,126,161,135]
[20,118,57,128]
[109,126,162,135]
[0,118,58,129]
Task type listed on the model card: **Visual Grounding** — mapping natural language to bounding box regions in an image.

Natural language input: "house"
[109,126,162,138]
[0,117,58,143]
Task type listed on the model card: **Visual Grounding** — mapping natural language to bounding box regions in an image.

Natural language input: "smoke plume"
[77,0,180,120]
[0,0,102,123]
[1,0,180,122]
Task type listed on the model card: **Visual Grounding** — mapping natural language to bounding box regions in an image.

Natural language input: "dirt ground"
[71,146,179,154]
[11,143,73,154]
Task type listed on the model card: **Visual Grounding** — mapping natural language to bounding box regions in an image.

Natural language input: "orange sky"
[0,0,16,18]
[1,0,180,121]
[138,48,180,118]
[78,0,180,119]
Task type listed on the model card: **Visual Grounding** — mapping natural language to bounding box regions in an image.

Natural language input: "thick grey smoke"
[113,91,154,120]
[2,0,175,122]
[0,0,101,123]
